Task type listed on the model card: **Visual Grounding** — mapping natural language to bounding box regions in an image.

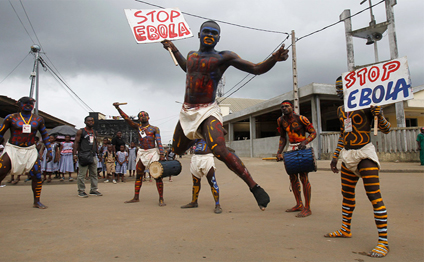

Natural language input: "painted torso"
[3,113,44,147]
[278,114,315,144]
[185,51,226,105]
[138,125,160,150]
[337,106,373,149]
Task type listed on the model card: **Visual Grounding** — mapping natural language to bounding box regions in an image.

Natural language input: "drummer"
[276,100,316,218]
[113,103,166,206]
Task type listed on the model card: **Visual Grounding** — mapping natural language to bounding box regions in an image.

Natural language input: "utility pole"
[291,30,299,114]
[29,45,41,115]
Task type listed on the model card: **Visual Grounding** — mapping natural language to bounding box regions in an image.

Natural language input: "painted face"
[335,78,343,100]
[199,26,220,48]
[19,100,35,112]
[281,103,293,115]
[138,111,149,122]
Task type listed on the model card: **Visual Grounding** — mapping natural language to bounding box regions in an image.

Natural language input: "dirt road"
[0,156,422,261]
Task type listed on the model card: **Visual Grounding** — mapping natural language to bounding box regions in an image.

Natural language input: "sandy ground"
[0,156,423,262]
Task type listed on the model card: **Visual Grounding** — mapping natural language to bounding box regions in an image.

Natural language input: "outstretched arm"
[113,103,139,129]
[227,44,289,75]
[161,40,187,72]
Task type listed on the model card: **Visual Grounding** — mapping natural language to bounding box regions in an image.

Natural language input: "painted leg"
[325,163,357,238]
[286,174,303,213]
[181,175,200,208]
[297,172,312,218]
[359,160,389,258]
[155,178,166,206]
[125,161,144,203]
[206,169,222,214]
[30,160,47,209]
[201,117,269,210]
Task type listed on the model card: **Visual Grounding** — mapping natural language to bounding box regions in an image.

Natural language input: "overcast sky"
[1,0,423,144]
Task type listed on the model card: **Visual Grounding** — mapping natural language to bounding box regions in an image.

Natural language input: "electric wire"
[134,0,289,35]
[0,52,31,84]
[8,0,36,44]
[19,0,43,50]
[39,56,94,112]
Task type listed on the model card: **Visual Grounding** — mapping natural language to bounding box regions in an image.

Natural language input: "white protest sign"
[124,8,193,44]
[342,56,413,112]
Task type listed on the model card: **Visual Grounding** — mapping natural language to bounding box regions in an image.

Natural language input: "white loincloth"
[136,148,160,168]
[190,153,216,179]
[179,102,223,140]
[340,143,380,177]
[286,142,311,152]
[2,142,38,176]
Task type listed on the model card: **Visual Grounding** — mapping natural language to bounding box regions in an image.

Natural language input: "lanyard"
[20,113,32,125]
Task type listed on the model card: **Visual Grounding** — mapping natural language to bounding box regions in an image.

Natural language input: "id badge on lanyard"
[22,124,31,133]
[89,134,94,144]
[344,112,352,133]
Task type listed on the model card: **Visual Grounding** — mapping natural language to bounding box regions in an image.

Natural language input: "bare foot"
[285,204,303,212]
[33,202,48,209]
[368,243,389,258]
[181,202,198,208]
[159,199,166,207]
[124,199,140,204]
[12,178,20,185]
[296,208,312,218]
[324,229,351,238]
[214,205,222,214]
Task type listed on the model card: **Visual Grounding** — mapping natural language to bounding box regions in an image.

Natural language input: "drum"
[149,160,182,179]
[283,147,317,174]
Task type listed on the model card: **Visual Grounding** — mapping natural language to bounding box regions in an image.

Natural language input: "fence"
[320,127,421,161]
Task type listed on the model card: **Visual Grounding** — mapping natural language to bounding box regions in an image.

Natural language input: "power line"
[19,0,43,49]
[8,0,35,43]
[39,56,94,112]
[0,52,31,84]
[134,0,289,35]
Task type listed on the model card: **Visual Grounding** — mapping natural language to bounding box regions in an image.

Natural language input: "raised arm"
[371,106,391,134]
[227,44,289,75]
[161,40,187,72]
[113,103,139,130]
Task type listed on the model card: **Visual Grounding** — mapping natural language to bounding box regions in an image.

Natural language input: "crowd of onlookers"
[1,131,177,185]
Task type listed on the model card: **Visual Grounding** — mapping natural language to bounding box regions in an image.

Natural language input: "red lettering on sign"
[178,22,190,37]
[134,26,147,41]
[344,71,356,89]
[170,10,180,22]
[157,11,169,22]
[382,60,400,81]
[368,66,380,82]
[357,68,367,86]
[134,11,148,24]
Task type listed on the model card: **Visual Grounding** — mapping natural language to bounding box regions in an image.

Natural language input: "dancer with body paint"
[276,100,316,218]
[181,139,222,214]
[113,104,166,206]
[161,20,289,210]
[325,76,391,258]
[0,97,52,209]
